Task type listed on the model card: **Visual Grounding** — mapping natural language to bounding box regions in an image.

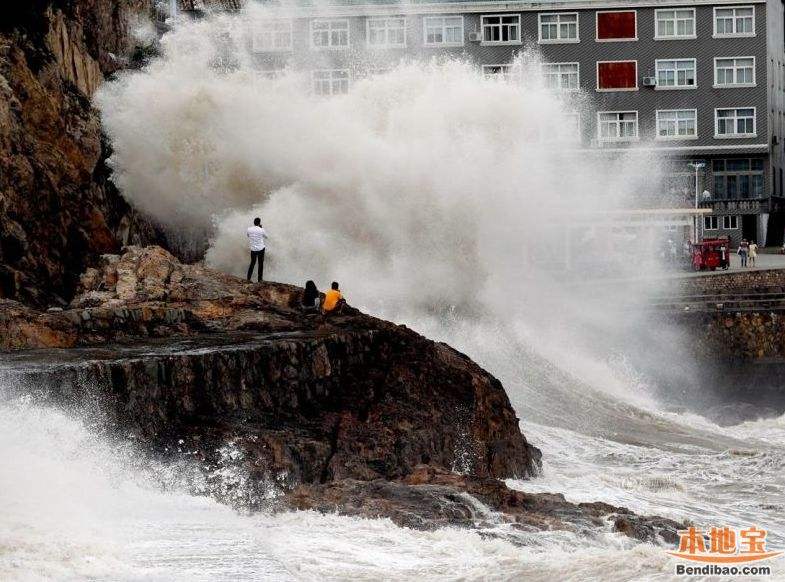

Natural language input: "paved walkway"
[678,249,785,278]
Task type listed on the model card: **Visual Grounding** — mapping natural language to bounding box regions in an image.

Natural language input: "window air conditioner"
[642,77,657,87]
[468,32,483,42]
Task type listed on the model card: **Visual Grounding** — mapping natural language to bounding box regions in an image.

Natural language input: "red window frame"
[596,10,637,40]
[597,61,638,90]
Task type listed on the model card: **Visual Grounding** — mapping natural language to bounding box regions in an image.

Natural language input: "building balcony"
[700,198,768,214]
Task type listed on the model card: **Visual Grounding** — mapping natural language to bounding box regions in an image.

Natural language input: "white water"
[3,7,785,580]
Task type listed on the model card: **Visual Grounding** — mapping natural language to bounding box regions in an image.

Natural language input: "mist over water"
[3,6,783,580]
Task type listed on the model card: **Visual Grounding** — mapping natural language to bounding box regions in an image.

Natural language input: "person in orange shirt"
[322,281,344,314]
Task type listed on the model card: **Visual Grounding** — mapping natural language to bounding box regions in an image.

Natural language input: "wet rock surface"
[289,465,683,544]
[0,246,682,544]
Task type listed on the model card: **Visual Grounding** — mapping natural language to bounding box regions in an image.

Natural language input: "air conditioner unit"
[642,77,657,87]
[468,32,483,42]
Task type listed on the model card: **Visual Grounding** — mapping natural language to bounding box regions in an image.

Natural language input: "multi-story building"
[227,0,785,245]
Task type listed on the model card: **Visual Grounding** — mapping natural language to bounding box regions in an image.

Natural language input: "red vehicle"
[691,237,731,271]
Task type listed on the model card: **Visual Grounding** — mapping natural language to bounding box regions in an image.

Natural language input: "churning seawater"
[3,6,785,580]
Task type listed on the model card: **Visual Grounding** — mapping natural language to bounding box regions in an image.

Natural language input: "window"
[715,108,756,137]
[481,14,520,44]
[656,110,697,139]
[704,216,719,230]
[723,215,739,229]
[596,11,637,41]
[543,113,581,142]
[313,70,349,95]
[311,19,349,48]
[597,61,637,91]
[482,64,519,81]
[655,9,696,39]
[714,57,755,86]
[714,6,755,37]
[252,20,293,52]
[712,158,764,199]
[367,17,406,48]
[655,59,696,88]
[539,13,579,43]
[597,111,638,141]
[424,16,464,46]
[542,62,579,91]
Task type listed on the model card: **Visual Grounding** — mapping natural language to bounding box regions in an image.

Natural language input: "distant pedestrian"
[322,281,344,314]
[301,280,320,313]
[738,238,749,268]
[749,240,758,267]
[246,217,268,282]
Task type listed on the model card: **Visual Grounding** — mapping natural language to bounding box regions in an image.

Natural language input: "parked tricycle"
[691,237,731,271]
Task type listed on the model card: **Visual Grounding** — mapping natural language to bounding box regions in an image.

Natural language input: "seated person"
[301,280,320,313]
[322,281,345,314]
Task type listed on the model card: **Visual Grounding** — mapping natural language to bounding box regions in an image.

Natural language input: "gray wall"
[264,4,769,150]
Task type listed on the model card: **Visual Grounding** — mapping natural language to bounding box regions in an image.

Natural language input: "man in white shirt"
[246,217,268,282]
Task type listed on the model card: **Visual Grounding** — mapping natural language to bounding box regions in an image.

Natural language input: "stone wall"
[682,310,785,361]
[681,269,785,295]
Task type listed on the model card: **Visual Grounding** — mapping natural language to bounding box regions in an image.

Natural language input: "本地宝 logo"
[668,526,782,577]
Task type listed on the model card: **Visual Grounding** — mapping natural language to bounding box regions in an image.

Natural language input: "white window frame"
[713,56,756,87]
[723,215,740,229]
[654,8,696,40]
[597,110,639,142]
[714,107,757,138]
[423,15,464,47]
[541,62,580,92]
[252,19,293,52]
[482,63,520,81]
[310,19,350,50]
[595,10,638,42]
[596,60,638,92]
[312,69,350,95]
[480,14,521,45]
[366,17,406,49]
[538,12,579,44]
[704,215,719,230]
[713,6,755,38]
[655,109,698,140]
[654,58,697,90]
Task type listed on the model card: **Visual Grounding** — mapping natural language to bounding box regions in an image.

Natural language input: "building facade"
[242,0,785,245]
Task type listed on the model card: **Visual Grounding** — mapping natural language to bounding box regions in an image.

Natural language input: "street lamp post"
[688,162,706,243]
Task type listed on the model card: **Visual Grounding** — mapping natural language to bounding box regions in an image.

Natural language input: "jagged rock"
[6,247,541,483]
[286,465,684,543]
[0,1,164,307]
[0,299,77,349]
[1,246,694,543]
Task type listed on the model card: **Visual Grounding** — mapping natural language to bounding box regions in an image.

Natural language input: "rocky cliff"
[1,246,682,542]
[5,246,540,482]
[0,1,162,307]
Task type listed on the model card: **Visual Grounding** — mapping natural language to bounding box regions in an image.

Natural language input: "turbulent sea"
[3,6,785,580]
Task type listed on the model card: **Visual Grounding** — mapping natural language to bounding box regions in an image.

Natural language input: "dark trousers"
[247,249,265,282]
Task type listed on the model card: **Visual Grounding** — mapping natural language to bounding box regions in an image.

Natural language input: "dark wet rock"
[1,246,685,544]
[287,465,684,544]
[4,247,540,482]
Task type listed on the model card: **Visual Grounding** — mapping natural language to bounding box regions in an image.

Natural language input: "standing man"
[246,217,267,282]
[737,238,749,268]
